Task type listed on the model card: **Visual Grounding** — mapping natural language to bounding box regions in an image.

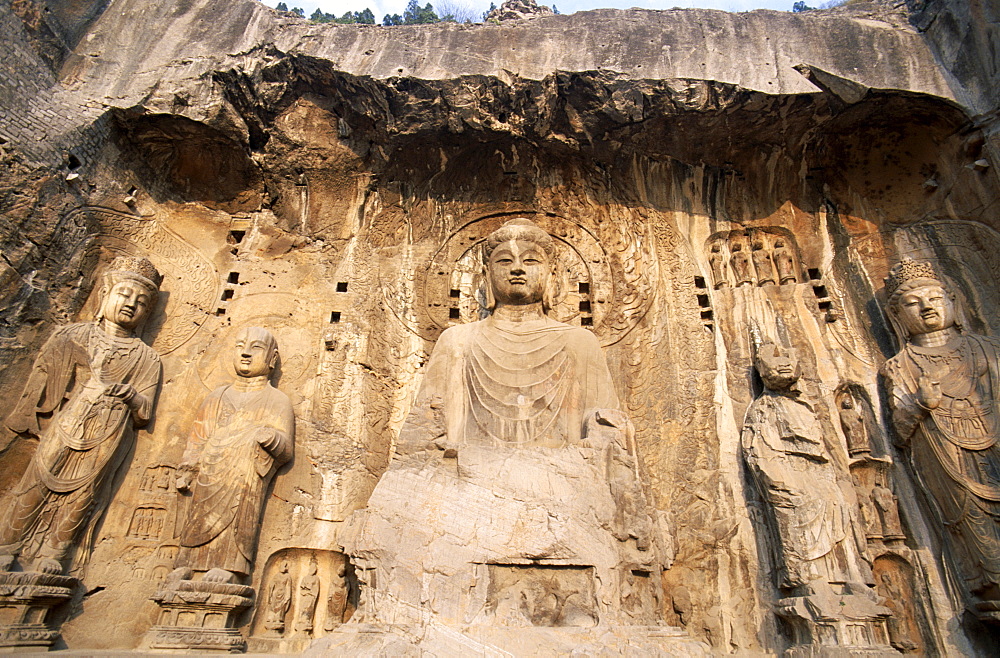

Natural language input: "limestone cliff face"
[0,0,997,654]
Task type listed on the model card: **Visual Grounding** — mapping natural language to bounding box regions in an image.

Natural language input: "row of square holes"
[446,282,595,325]
[691,268,829,329]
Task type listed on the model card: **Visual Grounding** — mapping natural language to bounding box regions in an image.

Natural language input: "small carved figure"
[264,560,293,635]
[324,562,348,631]
[878,571,918,652]
[882,259,1000,614]
[742,341,871,594]
[773,238,797,284]
[708,241,729,289]
[872,481,905,540]
[729,240,754,287]
[751,238,776,286]
[174,327,294,583]
[296,557,320,635]
[839,396,872,456]
[853,474,880,539]
[0,256,163,575]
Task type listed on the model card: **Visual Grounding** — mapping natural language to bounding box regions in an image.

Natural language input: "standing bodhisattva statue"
[882,258,1000,617]
[175,327,294,583]
[1,256,163,575]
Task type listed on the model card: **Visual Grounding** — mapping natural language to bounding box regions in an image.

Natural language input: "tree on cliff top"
[384,0,441,25]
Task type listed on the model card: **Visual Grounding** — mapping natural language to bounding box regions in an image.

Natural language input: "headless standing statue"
[174,327,294,583]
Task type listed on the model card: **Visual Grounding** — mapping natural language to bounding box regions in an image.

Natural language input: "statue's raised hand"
[105,382,137,403]
[175,462,197,492]
[917,375,942,410]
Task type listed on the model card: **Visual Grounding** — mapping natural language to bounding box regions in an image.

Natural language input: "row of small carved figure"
[708,234,799,288]
[261,558,349,638]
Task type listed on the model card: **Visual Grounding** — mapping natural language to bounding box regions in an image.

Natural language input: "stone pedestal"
[777,589,896,657]
[0,571,76,653]
[143,578,253,653]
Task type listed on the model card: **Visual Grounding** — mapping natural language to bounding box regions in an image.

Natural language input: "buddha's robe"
[2,322,160,564]
[741,389,870,590]
[177,382,293,576]
[397,314,619,454]
[883,334,1000,593]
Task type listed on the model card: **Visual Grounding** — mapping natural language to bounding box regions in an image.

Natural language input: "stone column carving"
[881,258,1000,623]
[0,256,163,651]
[144,327,295,651]
[742,340,892,653]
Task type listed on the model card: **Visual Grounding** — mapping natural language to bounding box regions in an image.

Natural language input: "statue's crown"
[884,258,941,300]
[107,255,162,289]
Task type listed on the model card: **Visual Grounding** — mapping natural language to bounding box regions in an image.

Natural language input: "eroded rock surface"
[0,0,998,654]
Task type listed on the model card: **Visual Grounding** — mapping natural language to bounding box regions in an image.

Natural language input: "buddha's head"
[755,341,800,391]
[886,259,957,339]
[233,326,279,379]
[99,256,162,332]
[483,218,555,311]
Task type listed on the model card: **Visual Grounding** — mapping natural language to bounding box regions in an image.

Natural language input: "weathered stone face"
[0,0,999,655]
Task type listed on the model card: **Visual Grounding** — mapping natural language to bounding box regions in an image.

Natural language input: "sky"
[260,0,799,23]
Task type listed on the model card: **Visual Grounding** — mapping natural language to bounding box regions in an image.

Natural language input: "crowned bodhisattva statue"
[882,258,1000,622]
[1,256,162,576]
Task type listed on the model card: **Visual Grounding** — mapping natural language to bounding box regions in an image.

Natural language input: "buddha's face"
[100,278,153,330]
[894,284,955,336]
[233,328,276,378]
[488,239,549,306]
[756,344,800,390]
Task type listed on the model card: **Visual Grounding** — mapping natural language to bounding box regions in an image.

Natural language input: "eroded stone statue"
[742,342,872,595]
[338,219,674,651]
[296,557,320,635]
[882,258,1000,621]
[772,238,797,285]
[264,560,293,635]
[751,238,776,286]
[839,395,872,456]
[742,341,891,650]
[1,256,162,575]
[174,326,294,584]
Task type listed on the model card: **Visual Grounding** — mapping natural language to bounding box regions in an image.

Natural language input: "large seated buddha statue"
[338,219,674,646]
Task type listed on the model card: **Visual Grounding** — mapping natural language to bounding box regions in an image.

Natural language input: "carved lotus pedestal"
[0,571,75,652]
[776,588,896,657]
[143,574,253,653]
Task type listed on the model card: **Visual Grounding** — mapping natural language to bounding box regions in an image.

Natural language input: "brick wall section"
[0,4,108,167]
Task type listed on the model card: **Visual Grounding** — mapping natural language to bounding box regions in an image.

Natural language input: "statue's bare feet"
[0,553,14,572]
[34,557,63,575]
[203,568,236,584]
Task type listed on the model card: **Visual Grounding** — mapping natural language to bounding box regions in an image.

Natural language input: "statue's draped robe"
[398,315,619,453]
[178,383,293,576]
[2,323,160,563]
[884,334,1000,592]
[741,390,869,590]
